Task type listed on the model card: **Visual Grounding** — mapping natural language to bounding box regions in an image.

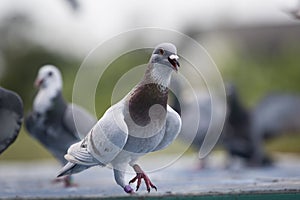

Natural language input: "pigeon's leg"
[129,164,157,192]
[52,175,78,187]
[64,175,78,187]
[113,168,134,194]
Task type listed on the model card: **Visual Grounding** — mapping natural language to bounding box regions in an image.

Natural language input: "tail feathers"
[57,162,91,177]
[67,140,100,165]
[57,140,104,177]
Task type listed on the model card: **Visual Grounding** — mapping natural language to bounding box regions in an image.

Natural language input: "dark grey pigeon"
[221,84,272,167]
[250,93,300,165]
[170,83,271,168]
[0,87,23,154]
[25,65,97,187]
[57,43,181,194]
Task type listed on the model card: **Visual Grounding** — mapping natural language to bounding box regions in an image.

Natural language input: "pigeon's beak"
[34,78,43,88]
[168,54,180,71]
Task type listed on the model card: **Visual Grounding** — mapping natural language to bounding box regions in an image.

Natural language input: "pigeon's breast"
[128,83,168,127]
[122,83,169,154]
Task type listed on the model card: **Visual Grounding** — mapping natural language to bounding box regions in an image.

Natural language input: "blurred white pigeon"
[0,87,23,154]
[57,43,181,193]
[25,65,97,187]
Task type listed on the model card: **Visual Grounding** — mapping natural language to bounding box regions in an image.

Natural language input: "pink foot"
[129,164,157,192]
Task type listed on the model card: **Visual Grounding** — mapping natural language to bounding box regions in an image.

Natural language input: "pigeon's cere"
[25,65,97,187]
[57,43,182,194]
[0,87,23,154]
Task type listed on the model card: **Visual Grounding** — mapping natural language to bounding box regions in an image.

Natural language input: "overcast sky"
[0,0,298,57]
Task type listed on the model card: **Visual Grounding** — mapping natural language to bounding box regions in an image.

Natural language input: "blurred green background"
[1,0,300,162]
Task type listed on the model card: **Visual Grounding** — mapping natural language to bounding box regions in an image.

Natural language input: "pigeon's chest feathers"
[128,83,168,127]
[34,91,67,126]
[34,88,60,115]
[34,90,53,114]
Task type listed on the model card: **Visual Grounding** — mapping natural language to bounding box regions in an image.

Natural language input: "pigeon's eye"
[159,48,164,55]
[48,71,53,77]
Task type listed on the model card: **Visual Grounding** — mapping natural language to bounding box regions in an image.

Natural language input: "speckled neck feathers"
[127,61,174,127]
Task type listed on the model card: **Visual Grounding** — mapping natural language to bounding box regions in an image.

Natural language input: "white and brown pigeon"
[57,43,182,193]
[25,65,97,187]
[0,87,23,154]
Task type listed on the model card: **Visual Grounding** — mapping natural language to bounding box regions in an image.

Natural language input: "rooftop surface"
[1,153,300,199]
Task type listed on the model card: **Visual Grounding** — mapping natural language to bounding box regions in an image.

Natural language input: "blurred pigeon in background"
[222,84,272,167]
[57,43,181,193]
[25,65,97,187]
[170,82,272,169]
[0,87,23,154]
[250,93,300,165]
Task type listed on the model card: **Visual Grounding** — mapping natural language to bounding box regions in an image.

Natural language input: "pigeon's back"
[252,93,300,138]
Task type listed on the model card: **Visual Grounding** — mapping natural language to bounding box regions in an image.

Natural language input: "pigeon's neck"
[228,96,249,126]
[44,92,68,124]
[33,88,62,114]
[143,63,173,88]
[126,63,173,127]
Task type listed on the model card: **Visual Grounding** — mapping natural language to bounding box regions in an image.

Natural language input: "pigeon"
[25,65,97,187]
[0,87,23,154]
[221,84,253,159]
[220,84,272,167]
[57,43,181,193]
[170,82,270,168]
[250,93,300,165]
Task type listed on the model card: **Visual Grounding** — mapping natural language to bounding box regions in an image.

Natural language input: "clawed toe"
[129,172,157,192]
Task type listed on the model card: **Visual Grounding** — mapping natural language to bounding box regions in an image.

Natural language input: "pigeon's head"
[35,65,62,91]
[151,43,180,72]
